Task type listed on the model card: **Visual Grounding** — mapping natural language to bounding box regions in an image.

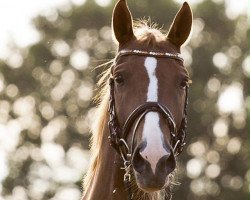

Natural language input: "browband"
[115,49,184,62]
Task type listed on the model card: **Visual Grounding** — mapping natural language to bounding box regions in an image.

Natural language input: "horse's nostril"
[164,152,176,174]
[132,147,146,173]
[152,150,175,175]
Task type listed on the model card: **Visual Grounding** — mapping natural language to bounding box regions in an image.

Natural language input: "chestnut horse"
[82,1,192,199]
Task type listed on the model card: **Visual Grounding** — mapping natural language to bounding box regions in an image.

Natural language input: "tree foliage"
[0,0,249,200]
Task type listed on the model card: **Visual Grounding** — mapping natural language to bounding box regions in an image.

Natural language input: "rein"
[108,49,189,200]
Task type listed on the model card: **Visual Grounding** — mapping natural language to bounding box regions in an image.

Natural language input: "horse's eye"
[114,75,124,85]
[180,80,188,89]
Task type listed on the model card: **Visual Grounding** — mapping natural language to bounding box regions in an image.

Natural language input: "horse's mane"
[83,67,111,191]
[83,20,174,199]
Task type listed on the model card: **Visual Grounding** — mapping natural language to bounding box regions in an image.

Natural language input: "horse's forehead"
[120,39,179,53]
[115,56,181,81]
[115,39,184,78]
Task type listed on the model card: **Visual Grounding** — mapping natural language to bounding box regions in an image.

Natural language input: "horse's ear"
[167,2,193,48]
[112,0,134,45]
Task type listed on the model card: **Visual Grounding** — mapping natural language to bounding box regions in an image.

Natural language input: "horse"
[82,0,192,199]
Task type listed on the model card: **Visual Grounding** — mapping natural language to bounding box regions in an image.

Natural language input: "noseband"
[108,49,189,199]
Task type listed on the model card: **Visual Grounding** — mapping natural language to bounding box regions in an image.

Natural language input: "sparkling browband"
[116,49,184,62]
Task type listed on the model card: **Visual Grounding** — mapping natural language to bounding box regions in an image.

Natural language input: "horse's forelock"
[133,20,166,46]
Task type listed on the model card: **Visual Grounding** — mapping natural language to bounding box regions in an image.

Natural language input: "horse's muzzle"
[132,142,176,191]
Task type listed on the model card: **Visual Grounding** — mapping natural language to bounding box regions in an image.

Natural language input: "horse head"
[110,0,192,193]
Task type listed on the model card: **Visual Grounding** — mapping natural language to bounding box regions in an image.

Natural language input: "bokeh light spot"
[212,52,229,71]
[95,0,111,7]
[70,50,89,70]
[187,158,205,179]
[188,141,206,157]
[49,60,64,76]
[39,102,55,120]
[242,56,250,77]
[52,187,81,200]
[213,118,228,138]
[41,143,65,167]
[205,164,221,179]
[12,186,28,200]
[217,83,244,114]
[206,150,220,164]
[6,52,23,68]
[66,146,90,171]
[13,96,36,116]
[229,176,243,190]
[0,151,9,182]
[227,137,241,154]
[52,40,71,57]
[207,78,221,93]
[78,82,93,101]
[5,84,19,98]
[190,178,206,196]
[70,0,86,6]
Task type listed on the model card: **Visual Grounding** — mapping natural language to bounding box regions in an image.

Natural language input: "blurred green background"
[0,0,249,200]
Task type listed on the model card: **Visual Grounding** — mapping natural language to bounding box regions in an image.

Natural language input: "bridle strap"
[108,78,188,157]
[108,49,189,200]
[130,110,148,154]
[116,49,184,62]
[123,102,177,145]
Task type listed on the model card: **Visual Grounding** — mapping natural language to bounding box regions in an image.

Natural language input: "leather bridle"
[108,49,189,200]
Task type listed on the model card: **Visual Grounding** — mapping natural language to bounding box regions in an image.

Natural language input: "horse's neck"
[83,127,128,200]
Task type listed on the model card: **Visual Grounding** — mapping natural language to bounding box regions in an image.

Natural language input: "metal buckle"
[118,139,131,162]
[123,161,131,182]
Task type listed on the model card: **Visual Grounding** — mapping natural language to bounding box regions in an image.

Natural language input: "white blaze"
[140,57,169,174]
[145,57,158,102]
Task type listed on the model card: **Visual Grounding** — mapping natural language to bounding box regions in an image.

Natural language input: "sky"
[0,0,83,59]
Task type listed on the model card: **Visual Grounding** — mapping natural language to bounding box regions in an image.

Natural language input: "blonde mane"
[83,20,175,199]
[83,67,111,191]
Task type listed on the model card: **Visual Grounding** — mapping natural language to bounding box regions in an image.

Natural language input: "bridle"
[108,49,189,200]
